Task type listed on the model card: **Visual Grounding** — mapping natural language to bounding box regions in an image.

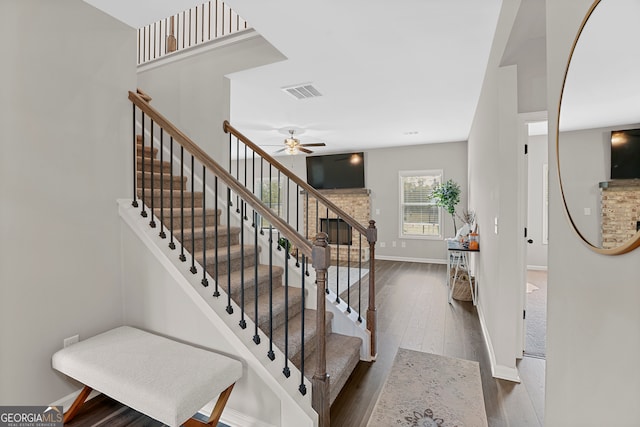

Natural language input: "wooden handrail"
[129,91,313,257]
[136,88,152,102]
[223,120,372,240]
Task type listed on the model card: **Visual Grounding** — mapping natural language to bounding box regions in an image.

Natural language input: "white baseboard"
[375,255,447,264]
[526,265,548,271]
[476,304,521,383]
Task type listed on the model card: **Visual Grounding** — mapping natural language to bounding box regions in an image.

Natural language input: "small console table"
[446,239,479,306]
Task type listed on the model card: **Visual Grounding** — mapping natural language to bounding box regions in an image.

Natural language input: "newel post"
[367,220,378,358]
[312,232,330,427]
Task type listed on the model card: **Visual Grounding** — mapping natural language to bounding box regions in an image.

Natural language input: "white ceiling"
[86,0,503,154]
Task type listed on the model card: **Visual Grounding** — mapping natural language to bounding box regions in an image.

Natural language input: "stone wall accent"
[304,189,371,262]
[601,181,640,248]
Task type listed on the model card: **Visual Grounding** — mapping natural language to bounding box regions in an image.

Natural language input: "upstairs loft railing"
[137,1,250,65]
[223,121,378,359]
[129,89,339,425]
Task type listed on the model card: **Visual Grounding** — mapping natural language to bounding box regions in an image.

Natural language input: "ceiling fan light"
[286,146,298,155]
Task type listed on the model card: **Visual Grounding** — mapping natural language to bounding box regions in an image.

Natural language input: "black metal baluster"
[253,214,258,344]
[228,133,233,209]
[159,129,166,239]
[213,176,220,297]
[295,184,300,267]
[226,187,233,314]
[267,223,275,361]
[260,159,264,235]
[235,137,240,213]
[276,170,281,251]
[253,210,260,345]
[251,150,256,228]
[149,121,156,228]
[347,225,352,313]
[132,105,138,208]
[179,146,186,262]
[243,145,248,221]
[201,165,208,287]
[305,196,310,276]
[336,216,340,303]
[358,234,362,322]
[283,213,290,378]
[190,155,197,274]
[239,200,246,329]
[169,137,176,250]
[140,112,147,218]
[299,255,307,396]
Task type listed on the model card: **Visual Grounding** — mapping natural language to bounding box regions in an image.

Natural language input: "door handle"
[527,239,533,244]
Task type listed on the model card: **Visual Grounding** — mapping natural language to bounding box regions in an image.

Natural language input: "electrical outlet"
[64,335,79,348]
[392,241,396,247]
[380,242,386,248]
[584,207,591,216]
[401,241,406,248]
[375,208,380,215]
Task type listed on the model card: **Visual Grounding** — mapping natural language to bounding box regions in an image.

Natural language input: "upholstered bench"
[52,326,242,426]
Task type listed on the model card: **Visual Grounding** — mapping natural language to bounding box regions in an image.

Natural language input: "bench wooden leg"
[63,385,93,424]
[183,383,235,427]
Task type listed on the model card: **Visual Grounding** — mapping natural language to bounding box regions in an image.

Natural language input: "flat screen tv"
[306,152,365,189]
[611,129,640,179]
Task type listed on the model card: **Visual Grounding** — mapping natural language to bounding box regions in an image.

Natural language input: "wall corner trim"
[477,304,521,383]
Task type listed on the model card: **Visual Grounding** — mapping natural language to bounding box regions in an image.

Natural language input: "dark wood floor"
[63,260,544,426]
[330,260,545,427]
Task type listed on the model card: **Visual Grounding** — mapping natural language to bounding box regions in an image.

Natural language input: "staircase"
[133,121,363,413]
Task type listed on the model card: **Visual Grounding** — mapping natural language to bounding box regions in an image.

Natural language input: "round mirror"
[558,0,640,255]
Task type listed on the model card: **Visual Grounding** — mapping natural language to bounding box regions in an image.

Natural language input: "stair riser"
[288,314,333,369]
[136,159,172,173]
[139,196,203,209]
[149,208,220,228]
[179,232,240,253]
[137,174,186,191]
[195,251,256,277]
[136,145,158,158]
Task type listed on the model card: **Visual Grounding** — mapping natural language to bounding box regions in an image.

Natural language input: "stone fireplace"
[303,188,371,262]
[600,180,640,248]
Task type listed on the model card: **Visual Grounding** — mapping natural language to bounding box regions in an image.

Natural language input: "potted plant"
[430,179,461,234]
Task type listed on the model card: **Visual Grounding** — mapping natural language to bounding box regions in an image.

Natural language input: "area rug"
[326,265,368,295]
[368,349,488,427]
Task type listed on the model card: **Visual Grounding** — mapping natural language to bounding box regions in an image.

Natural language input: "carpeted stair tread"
[194,244,257,276]
[136,158,172,173]
[137,189,204,208]
[177,225,241,251]
[151,207,220,228]
[216,264,284,301]
[242,286,304,333]
[304,333,362,405]
[271,309,334,368]
[179,225,242,240]
[135,144,158,157]
[137,171,186,190]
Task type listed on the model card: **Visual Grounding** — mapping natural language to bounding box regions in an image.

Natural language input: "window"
[257,177,283,229]
[399,170,442,238]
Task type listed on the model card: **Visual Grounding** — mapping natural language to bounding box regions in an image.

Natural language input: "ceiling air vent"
[282,83,322,100]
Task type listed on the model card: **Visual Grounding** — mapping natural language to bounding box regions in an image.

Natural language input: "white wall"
[526,133,548,268]
[467,0,523,381]
[546,0,640,424]
[0,0,136,404]
[136,32,286,163]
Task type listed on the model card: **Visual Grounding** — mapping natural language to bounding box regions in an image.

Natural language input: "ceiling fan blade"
[300,143,326,147]
[299,147,313,154]
[274,148,287,153]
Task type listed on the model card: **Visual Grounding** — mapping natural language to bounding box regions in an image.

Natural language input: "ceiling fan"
[274,129,326,155]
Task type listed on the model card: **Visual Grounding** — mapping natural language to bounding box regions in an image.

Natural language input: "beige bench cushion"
[52,326,242,427]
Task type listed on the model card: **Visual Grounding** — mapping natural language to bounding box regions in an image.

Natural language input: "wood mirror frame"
[557,0,640,255]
